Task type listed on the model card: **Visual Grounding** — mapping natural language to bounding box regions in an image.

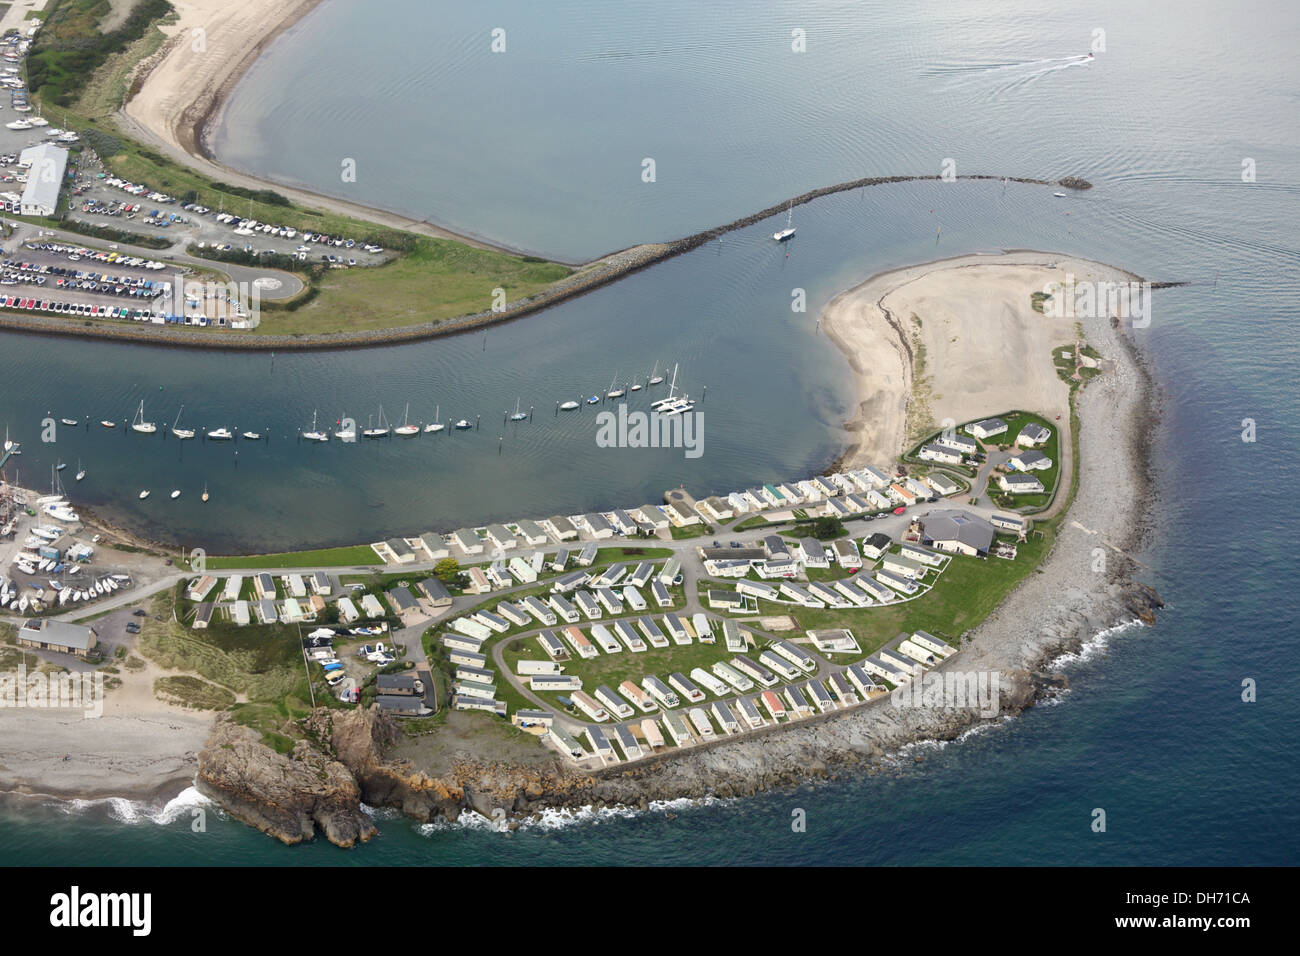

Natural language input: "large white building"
[19,143,68,216]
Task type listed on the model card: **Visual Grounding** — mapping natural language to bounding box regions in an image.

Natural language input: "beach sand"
[821,251,1140,467]
[116,0,534,257]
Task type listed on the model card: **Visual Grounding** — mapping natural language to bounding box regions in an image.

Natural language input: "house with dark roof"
[917,509,996,556]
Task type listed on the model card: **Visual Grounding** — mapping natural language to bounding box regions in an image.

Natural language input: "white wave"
[53,786,213,826]
[415,795,722,835]
[1047,617,1147,669]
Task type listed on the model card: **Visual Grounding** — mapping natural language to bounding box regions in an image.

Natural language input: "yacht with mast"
[606,374,626,399]
[773,202,796,241]
[509,398,528,422]
[647,361,665,386]
[362,406,390,438]
[333,414,355,441]
[302,410,329,442]
[650,363,696,416]
[171,405,195,440]
[394,403,420,437]
[424,405,446,434]
[130,400,157,434]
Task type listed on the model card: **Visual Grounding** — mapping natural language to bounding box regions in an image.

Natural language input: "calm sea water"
[1,0,1297,864]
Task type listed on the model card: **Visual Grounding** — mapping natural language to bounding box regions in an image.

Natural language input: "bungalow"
[464,566,492,594]
[384,538,416,564]
[808,628,860,654]
[231,600,251,626]
[756,558,800,579]
[595,685,635,719]
[663,614,691,645]
[784,684,815,719]
[920,509,997,556]
[376,695,426,716]
[935,432,978,455]
[452,529,483,555]
[256,598,279,625]
[516,519,549,546]
[831,538,861,568]
[651,579,673,608]
[18,619,98,658]
[919,442,964,465]
[642,675,680,709]
[418,532,450,561]
[1016,422,1052,447]
[609,509,638,535]
[545,516,579,541]
[758,649,801,681]
[562,626,598,659]
[691,613,716,644]
[377,674,423,697]
[712,661,753,691]
[612,724,643,760]
[911,630,956,658]
[760,535,789,560]
[735,696,765,729]
[548,594,580,624]
[582,513,615,538]
[663,711,692,747]
[589,624,621,654]
[574,591,602,620]
[899,543,943,568]
[925,473,960,497]
[537,631,569,660]
[967,417,1008,440]
[736,579,779,603]
[997,473,1045,495]
[827,672,859,705]
[415,577,453,608]
[796,538,828,568]
[620,680,657,712]
[805,679,835,712]
[876,568,920,595]
[779,582,825,608]
[687,708,716,741]
[666,500,699,527]
[1008,449,1053,471]
[638,615,669,648]
[485,524,518,551]
[710,700,741,735]
[846,664,881,698]
[384,587,421,623]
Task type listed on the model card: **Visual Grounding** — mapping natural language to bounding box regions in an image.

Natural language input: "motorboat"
[206,427,233,440]
[138,490,150,500]
[453,419,473,430]
[559,400,580,411]
[241,431,261,440]
[170,490,181,499]
[100,419,116,428]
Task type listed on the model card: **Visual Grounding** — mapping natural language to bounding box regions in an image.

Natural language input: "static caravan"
[690,667,729,698]
[517,660,563,676]
[508,556,538,584]
[688,708,716,741]
[692,613,715,644]
[443,633,485,654]
[476,610,511,633]
[450,616,492,641]
[584,725,614,759]
[547,516,580,542]
[737,579,780,602]
[530,674,582,692]
[455,679,498,702]
[663,711,692,747]
[517,520,549,546]
[805,679,835,713]
[876,569,920,595]
[732,655,778,687]
[658,558,681,585]
[619,680,657,713]
[456,664,495,684]
[897,639,937,666]
[336,597,360,624]
[574,591,602,620]
[710,700,741,735]
[881,553,925,579]
[550,727,586,760]
[833,580,870,607]
[589,624,622,654]
[595,684,635,719]
[551,549,571,572]
[582,513,615,538]
[911,630,955,658]
[638,615,669,648]
[735,696,765,729]
[722,618,746,653]
[668,672,706,703]
[847,663,880,697]
[640,719,665,749]
[779,582,825,608]
[760,690,787,722]
[758,649,800,681]
[536,631,569,661]
[609,510,637,535]
[628,562,654,588]
[222,575,243,602]
[418,532,450,561]
[485,524,517,551]
[864,654,910,686]
[613,619,646,652]
[452,529,483,555]
[663,614,690,645]
[621,585,647,612]
[496,601,531,628]
[856,576,895,604]
[577,542,599,566]
[827,672,859,705]
[548,594,580,624]
[900,544,943,568]
[651,580,672,608]
[562,626,598,660]
[806,581,848,608]
[360,593,386,618]
[711,661,753,692]
[771,640,816,672]
[465,567,492,594]
[595,587,624,615]
[513,709,554,730]
[553,570,589,594]
[595,563,628,588]
[808,628,860,654]
[612,723,643,760]
[641,675,680,709]
[570,691,609,722]
[521,595,557,626]
[231,600,250,626]
[880,647,921,674]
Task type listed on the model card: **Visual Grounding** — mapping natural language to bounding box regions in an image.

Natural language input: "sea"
[0,0,1297,864]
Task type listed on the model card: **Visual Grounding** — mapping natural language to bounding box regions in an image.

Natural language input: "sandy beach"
[821,251,1141,467]
[116,0,528,256]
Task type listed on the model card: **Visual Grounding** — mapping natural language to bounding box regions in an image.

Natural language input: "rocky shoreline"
[192,283,1164,845]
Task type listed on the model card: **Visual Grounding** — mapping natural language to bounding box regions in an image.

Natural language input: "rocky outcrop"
[195,717,376,847]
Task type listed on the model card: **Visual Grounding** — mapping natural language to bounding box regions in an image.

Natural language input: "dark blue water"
[1,0,1298,863]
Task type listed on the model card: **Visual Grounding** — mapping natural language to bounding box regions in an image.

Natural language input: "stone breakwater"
[0,174,1089,352]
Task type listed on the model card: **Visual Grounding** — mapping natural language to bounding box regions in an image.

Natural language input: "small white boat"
[100,420,116,429]
[206,427,233,440]
[201,484,209,503]
[647,361,664,386]
[138,490,150,500]
[302,410,329,442]
[1053,191,1067,198]
[75,460,85,481]
[394,403,420,437]
[241,431,261,440]
[60,418,78,426]
[170,489,181,499]
[453,419,472,430]
[55,459,66,471]
[424,405,445,433]
[605,375,626,399]
[131,400,157,434]
[559,400,579,411]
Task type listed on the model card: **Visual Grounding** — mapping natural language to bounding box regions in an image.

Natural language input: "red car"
[893,506,906,514]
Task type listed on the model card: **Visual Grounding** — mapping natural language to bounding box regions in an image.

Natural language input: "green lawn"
[202,545,382,570]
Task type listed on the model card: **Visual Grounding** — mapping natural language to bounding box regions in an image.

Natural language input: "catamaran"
[171,405,195,439]
[131,400,157,434]
[394,403,420,437]
[362,406,390,438]
[773,202,796,241]
[650,363,695,416]
[302,410,329,442]
[424,405,445,434]
[508,398,528,422]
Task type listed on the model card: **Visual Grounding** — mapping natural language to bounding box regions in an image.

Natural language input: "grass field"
[202,545,382,570]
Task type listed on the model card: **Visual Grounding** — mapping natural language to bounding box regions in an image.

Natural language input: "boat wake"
[928,54,1094,96]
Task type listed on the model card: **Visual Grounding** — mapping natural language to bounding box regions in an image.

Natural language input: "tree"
[433,557,461,583]
[811,516,845,540]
